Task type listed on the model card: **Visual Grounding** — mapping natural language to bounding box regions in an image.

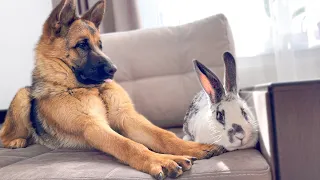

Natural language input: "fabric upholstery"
[0,128,271,180]
[101,14,235,128]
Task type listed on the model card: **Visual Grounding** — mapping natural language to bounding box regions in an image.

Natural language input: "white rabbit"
[183,52,259,151]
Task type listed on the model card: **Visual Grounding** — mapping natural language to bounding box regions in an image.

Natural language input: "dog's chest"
[68,88,107,117]
[35,88,108,149]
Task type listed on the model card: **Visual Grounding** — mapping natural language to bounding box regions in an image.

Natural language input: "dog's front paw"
[201,144,227,159]
[5,138,27,149]
[185,142,227,159]
[145,154,196,179]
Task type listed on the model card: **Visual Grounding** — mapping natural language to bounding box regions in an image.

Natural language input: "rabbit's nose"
[232,123,244,133]
[235,133,245,140]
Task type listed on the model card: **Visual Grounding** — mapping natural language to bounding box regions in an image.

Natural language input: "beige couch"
[0,14,271,180]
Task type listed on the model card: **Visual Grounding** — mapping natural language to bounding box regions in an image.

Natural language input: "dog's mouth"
[72,58,117,85]
[77,71,114,85]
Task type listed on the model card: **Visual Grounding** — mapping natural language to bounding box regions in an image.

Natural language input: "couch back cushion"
[101,14,235,128]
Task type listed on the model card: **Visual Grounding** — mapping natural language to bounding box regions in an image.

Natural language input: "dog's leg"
[114,112,225,159]
[83,122,195,179]
[36,91,194,179]
[100,82,226,160]
[0,87,32,148]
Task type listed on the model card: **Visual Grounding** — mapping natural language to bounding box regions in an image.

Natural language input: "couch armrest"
[239,88,276,180]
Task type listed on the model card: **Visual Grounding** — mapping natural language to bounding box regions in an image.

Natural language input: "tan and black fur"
[0,0,225,179]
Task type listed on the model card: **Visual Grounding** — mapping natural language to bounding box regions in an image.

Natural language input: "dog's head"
[37,0,116,85]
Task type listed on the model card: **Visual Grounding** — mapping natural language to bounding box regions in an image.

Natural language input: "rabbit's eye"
[241,108,248,120]
[216,110,225,125]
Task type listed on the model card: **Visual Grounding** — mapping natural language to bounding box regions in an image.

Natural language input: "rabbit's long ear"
[193,60,225,103]
[223,52,237,94]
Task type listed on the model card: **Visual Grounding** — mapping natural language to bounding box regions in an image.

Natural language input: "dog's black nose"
[103,65,117,75]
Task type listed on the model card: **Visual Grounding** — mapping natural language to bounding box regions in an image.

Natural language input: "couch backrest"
[101,14,235,128]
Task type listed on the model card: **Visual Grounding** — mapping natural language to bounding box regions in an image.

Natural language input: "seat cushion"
[0,127,271,180]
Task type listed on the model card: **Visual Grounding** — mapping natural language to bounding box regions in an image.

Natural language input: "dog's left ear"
[81,0,106,28]
[46,0,77,37]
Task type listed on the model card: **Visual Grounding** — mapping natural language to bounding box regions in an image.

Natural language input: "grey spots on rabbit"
[183,125,195,141]
[224,94,236,102]
[241,107,248,120]
[215,104,225,126]
[183,109,195,140]
[232,123,244,133]
[228,123,244,143]
[193,107,199,115]
[183,92,203,141]
[188,102,199,117]
[228,129,235,143]
[184,92,202,119]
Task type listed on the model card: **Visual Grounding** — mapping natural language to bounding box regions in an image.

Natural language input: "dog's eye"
[98,40,102,50]
[216,110,225,125]
[75,39,89,50]
[241,108,248,121]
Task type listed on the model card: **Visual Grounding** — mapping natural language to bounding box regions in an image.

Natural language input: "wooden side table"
[240,80,320,180]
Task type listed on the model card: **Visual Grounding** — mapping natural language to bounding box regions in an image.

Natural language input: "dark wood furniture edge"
[240,79,320,92]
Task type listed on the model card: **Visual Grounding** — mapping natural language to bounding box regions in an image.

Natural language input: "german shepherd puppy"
[0,0,225,179]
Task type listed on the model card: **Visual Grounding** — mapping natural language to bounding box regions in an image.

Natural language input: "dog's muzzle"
[75,51,117,85]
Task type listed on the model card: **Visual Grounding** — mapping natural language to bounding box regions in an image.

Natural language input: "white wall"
[0,0,52,109]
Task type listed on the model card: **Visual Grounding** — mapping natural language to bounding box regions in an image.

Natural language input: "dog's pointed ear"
[46,0,77,37]
[81,0,106,28]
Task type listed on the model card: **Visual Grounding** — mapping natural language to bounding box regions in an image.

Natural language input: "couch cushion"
[0,128,271,180]
[101,14,235,128]
[0,144,51,169]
